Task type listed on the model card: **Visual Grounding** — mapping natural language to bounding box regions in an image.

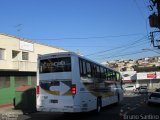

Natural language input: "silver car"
[123,85,136,92]
[138,86,148,94]
[147,92,160,104]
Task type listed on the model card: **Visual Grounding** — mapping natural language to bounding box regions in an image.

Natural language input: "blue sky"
[0,0,159,62]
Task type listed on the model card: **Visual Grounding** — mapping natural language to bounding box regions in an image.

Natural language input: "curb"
[0,105,23,120]
[0,104,13,109]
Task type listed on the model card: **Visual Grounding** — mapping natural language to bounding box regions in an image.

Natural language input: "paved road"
[125,95,160,120]
[18,104,121,120]
[2,92,160,120]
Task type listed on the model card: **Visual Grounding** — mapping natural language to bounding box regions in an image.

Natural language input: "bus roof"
[39,52,119,73]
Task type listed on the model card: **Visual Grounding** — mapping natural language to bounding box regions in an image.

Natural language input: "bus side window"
[108,70,113,81]
[103,68,107,79]
[92,64,97,78]
[82,60,87,77]
[82,61,86,76]
[111,70,114,81]
[116,73,120,81]
[105,68,108,80]
[100,67,105,79]
[96,66,100,78]
[79,59,83,76]
[79,59,87,78]
[112,72,116,81]
[86,62,92,78]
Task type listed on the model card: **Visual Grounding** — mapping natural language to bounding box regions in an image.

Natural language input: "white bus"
[36,52,123,113]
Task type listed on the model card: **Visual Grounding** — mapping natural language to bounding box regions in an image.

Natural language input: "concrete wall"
[0,34,67,71]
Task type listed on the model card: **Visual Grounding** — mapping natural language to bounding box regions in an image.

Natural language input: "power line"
[86,36,147,56]
[0,33,143,41]
[91,41,150,61]
[102,42,150,59]
[96,40,150,58]
[133,0,150,37]
[58,45,107,48]
[30,33,143,40]
[103,50,148,59]
[112,40,150,54]
[59,39,149,48]
[133,0,146,21]
[143,0,150,15]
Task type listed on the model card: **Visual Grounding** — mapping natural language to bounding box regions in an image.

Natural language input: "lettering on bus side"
[39,57,71,73]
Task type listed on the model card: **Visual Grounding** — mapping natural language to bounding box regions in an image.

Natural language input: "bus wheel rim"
[97,102,101,112]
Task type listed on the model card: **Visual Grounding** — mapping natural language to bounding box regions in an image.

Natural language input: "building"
[121,71,137,88]
[106,57,160,90]
[0,33,68,106]
[121,71,160,90]
[137,72,160,90]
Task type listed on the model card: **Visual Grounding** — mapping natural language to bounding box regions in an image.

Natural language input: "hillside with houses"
[102,56,160,90]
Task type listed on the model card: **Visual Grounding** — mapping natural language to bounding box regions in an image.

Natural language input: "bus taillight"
[36,86,40,94]
[71,84,76,95]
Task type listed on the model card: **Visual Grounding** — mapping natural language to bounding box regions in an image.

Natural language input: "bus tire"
[96,97,102,113]
[116,93,120,105]
[118,94,120,101]
[13,97,16,108]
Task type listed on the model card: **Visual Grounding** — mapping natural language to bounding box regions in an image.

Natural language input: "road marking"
[124,107,137,115]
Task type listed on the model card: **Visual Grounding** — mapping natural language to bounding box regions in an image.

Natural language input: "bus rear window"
[40,57,71,73]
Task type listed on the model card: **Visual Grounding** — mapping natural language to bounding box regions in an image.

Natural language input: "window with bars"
[0,77,10,88]
[12,50,20,60]
[22,52,29,60]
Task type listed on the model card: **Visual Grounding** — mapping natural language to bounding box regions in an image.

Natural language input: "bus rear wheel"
[96,97,102,113]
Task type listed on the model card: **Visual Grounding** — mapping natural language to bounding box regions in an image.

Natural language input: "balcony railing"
[12,61,37,71]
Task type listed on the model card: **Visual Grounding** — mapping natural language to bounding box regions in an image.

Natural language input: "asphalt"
[0,105,23,120]
[0,92,152,120]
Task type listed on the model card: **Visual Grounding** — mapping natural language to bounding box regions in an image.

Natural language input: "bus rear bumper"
[37,106,83,113]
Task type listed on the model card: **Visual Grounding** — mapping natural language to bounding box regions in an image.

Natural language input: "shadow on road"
[17,92,160,120]
[19,103,121,120]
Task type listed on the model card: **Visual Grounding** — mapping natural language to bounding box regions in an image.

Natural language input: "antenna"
[15,24,22,37]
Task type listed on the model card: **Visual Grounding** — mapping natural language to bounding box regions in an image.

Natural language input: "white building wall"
[137,72,156,80]
[137,72,160,90]
[0,33,67,71]
[121,71,137,80]
[121,71,137,88]
[156,72,160,78]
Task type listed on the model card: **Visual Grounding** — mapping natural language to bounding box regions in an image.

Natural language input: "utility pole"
[148,0,160,48]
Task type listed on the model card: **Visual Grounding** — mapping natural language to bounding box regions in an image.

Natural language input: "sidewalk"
[0,105,23,120]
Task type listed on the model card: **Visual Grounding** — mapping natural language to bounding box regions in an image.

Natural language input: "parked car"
[138,86,148,94]
[123,85,136,92]
[155,88,160,92]
[147,92,160,104]
[134,86,148,94]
